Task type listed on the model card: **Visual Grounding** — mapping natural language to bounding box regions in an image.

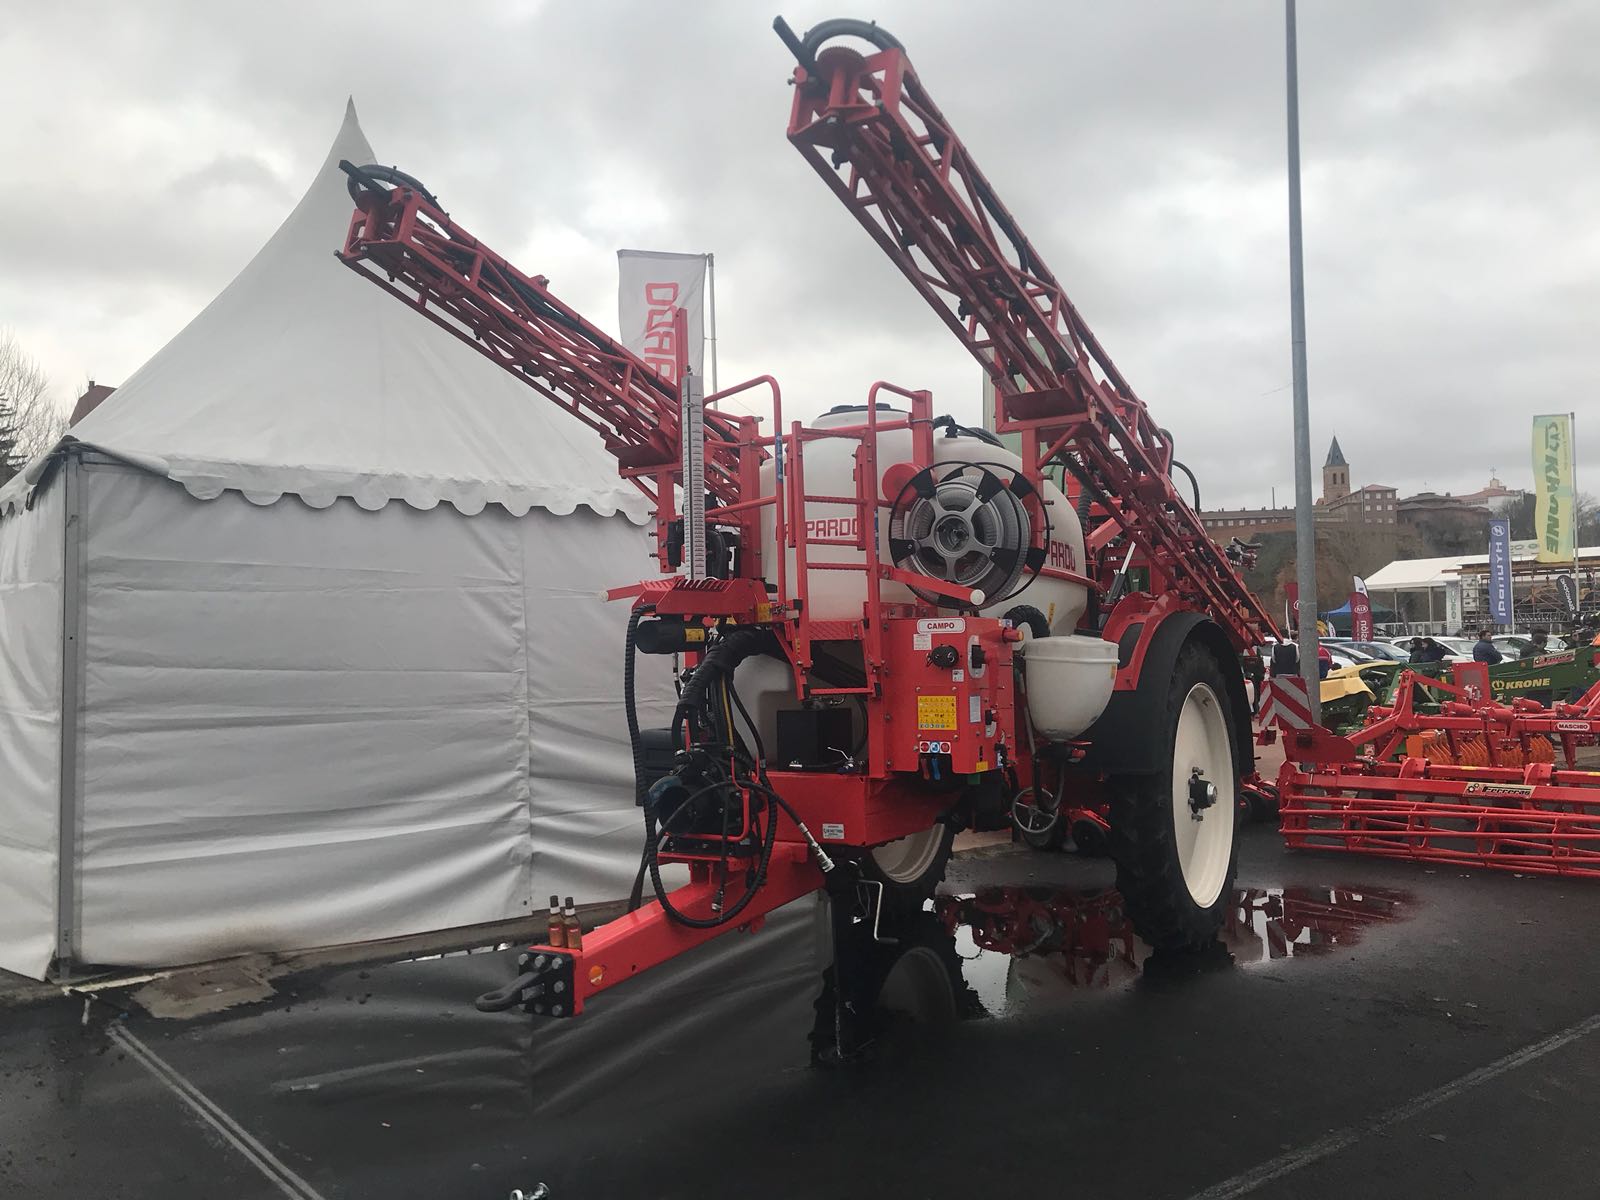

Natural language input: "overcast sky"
[3,1,1595,508]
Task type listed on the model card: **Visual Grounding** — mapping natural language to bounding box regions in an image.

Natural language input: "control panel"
[885,616,1016,780]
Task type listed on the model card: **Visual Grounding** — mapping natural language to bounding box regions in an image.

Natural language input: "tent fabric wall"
[0,480,64,978]
[0,102,676,978]
[519,514,675,900]
[68,462,667,969]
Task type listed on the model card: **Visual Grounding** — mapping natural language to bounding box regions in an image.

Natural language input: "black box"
[776,707,855,769]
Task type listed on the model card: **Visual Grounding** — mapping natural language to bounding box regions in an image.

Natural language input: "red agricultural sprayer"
[338,16,1283,1021]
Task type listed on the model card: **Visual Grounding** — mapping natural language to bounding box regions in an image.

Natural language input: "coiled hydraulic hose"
[624,605,651,804]
[645,777,781,930]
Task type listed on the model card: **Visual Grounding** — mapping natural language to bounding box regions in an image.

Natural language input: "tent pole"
[54,450,86,978]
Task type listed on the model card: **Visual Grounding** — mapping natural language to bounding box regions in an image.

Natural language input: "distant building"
[1318,438,1398,525]
[1397,491,1488,525]
[1199,437,1396,541]
[70,381,117,425]
[1322,481,1400,525]
[1198,505,1295,541]
[1456,475,1525,514]
[1321,435,1351,501]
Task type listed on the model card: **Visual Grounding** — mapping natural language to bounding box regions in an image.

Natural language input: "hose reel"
[887,462,1045,609]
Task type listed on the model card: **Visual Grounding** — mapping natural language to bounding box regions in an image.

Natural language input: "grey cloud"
[3,0,1597,508]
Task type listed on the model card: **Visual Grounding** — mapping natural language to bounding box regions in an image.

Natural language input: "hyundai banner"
[618,250,707,386]
[1487,518,1513,624]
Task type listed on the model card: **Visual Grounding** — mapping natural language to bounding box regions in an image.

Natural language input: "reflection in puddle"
[819,883,1412,1054]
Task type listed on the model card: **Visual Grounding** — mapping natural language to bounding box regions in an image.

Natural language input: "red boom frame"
[784,35,1277,665]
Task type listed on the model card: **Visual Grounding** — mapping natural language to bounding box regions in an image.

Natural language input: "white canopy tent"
[1367,547,1600,633]
[0,104,671,979]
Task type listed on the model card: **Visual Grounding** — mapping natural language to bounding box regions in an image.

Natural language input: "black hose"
[931,414,1005,448]
[624,605,656,912]
[726,677,768,769]
[623,605,654,803]
[1002,604,1051,640]
[1074,456,1094,529]
[1172,459,1201,510]
[795,17,904,58]
[672,627,780,738]
[646,778,780,930]
[341,161,440,208]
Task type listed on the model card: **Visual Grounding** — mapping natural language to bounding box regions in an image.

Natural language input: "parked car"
[1328,647,1373,668]
[1493,634,1569,660]
[1330,639,1410,663]
[1385,635,1470,663]
[1255,639,1367,681]
[1432,637,1477,662]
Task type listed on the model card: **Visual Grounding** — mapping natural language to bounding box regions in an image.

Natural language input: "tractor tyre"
[860,823,956,909]
[1108,642,1241,952]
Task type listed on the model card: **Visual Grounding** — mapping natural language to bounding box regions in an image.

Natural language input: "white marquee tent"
[0,103,671,980]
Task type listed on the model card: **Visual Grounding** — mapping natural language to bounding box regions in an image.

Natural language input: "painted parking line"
[108,1023,327,1200]
[1187,1010,1600,1200]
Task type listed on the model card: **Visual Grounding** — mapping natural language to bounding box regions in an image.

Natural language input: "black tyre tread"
[810,907,981,1063]
[1108,642,1240,952]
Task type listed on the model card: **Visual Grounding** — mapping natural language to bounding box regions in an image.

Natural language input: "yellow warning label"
[917,695,958,730]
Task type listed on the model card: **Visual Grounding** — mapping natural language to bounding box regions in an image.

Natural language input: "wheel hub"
[1187,767,1219,818]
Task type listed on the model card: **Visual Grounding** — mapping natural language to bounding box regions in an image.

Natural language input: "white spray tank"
[755,405,1089,632]
[744,405,1113,753]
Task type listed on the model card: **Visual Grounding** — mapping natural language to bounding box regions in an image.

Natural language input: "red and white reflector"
[1257,676,1315,731]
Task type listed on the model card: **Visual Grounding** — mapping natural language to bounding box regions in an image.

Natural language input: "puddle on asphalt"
[818,882,1415,1050]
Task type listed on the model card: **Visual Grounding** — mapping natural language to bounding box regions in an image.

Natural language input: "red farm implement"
[1278,667,1600,879]
[340,15,1282,1022]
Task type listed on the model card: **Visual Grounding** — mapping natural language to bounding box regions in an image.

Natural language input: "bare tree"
[0,391,22,486]
[0,329,67,463]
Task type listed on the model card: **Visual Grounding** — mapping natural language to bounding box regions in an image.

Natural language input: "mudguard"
[1074,613,1253,777]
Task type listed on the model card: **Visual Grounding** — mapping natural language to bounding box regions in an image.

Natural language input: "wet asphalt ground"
[6,823,1600,1200]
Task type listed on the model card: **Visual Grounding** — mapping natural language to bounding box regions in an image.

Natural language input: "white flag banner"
[618,250,707,386]
[1353,575,1368,595]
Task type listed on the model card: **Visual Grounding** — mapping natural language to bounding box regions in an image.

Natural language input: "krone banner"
[618,250,707,385]
[1532,413,1575,563]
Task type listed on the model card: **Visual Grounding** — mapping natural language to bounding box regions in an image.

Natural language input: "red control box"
[884,616,1015,779]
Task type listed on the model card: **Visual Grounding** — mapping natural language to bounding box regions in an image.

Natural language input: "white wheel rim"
[1171,682,1235,907]
[871,825,946,885]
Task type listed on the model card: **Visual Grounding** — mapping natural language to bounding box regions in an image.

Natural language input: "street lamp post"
[1285,0,1320,719]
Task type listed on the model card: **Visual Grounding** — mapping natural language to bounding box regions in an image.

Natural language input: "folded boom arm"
[779,20,1277,651]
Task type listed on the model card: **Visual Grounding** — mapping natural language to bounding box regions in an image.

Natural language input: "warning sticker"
[917,695,958,730]
[969,695,982,724]
[913,632,932,651]
[821,822,845,841]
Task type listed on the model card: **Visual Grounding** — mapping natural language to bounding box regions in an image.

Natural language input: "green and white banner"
[1532,413,1575,563]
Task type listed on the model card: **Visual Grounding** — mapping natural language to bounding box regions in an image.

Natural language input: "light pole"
[1285,0,1320,719]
